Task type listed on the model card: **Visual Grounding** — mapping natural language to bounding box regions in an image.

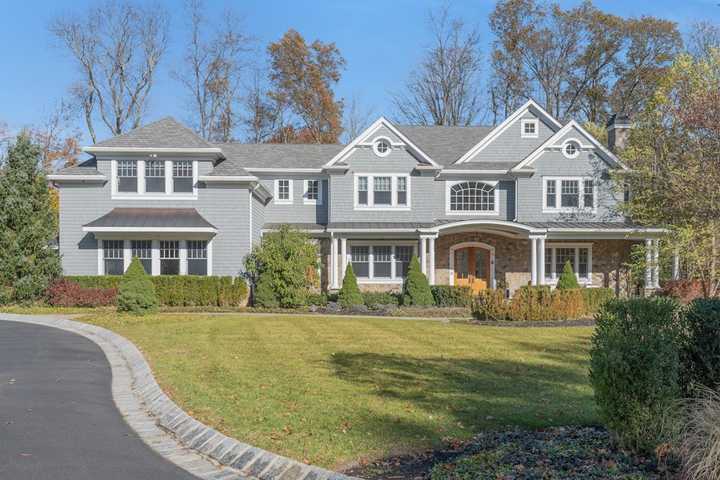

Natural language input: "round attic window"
[563,140,580,159]
[373,137,391,157]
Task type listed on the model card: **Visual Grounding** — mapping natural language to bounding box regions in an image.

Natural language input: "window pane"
[160,259,180,275]
[306,180,319,200]
[555,248,575,277]
[145,160,165,193]
[131,240,152,274]
[277,180,290,200]
[374,177,392,205]
[560,180,579,207]
[173,178,193,193]
[117,161,138,193]
[396,177,407,205]
[105,259,124,275]
[188,259,207,276]
[578,248,589,279]
[357,177,368,205]
[395,246,412,278]
[450,181,495,211]
[351,246,369,277]
[103,240,124,275]
[373,246,392,278]
[544,248,553,280]
[173,161,193,193]
[583,180,594,208]
[546,180,556,208]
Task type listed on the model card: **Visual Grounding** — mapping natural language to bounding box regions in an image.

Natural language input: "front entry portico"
[449,242,495,293]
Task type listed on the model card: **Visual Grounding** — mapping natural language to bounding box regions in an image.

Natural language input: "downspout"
[514,177,519,222]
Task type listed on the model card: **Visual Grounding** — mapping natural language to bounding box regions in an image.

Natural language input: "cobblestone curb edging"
[0,314,358,480]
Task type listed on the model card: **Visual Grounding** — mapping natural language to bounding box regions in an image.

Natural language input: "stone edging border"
[0,314,357,480]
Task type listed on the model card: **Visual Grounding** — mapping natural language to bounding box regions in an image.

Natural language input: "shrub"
[677,386,720,480]
[581,288,614,314]
[46,278,116,307]
[117,257,159,315]
[556,260,580,289]
[472,289,508,320]
[660,279,705,304]
[253,275,279,308]
[338,264,363,309]
[306,292,328,307]
[402,255,434,306]
[682,299,720,392]
[362,291,400,308]
[244,225,318,307]
[431,285,473,307]
[589,297,683,454]
[66,276,122,289]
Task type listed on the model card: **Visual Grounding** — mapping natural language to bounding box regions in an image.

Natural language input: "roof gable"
[395,125,493,166]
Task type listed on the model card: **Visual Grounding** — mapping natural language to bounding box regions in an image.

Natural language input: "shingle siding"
[467,111,556,164]
[257,175,329,225]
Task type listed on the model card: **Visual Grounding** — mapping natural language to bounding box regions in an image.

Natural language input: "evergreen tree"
[0,134,61,303]
[117,257,158,314]
[402,255,434,306]
[556,260,581,289]
[338,264,363,308]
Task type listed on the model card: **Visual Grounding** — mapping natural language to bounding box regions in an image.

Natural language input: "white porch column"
[123,240,132,272]
[428,237,436,285]
[340,237,347,283]
[151,240,160,276]
[537,236,546,285]
[331,235,339,289]
[420,236,428,276]
[179,240,188,275]
[530,236,538,286]
[653,239,660,288]
[645,239,653,289]
[672,248,680,281]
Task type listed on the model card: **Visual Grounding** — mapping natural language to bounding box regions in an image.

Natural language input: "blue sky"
[1,0,719,143]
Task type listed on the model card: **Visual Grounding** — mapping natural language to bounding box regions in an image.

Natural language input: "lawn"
[81,313,596,469]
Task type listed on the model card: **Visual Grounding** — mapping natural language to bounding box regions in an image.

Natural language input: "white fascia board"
[438,169,509,176]
[547,227,666,234]
[246,168,324,174]
[47,174,107,181]
[323,116,440,169]
[430,219,547,235]
[326,228,420,233]
[84,146,224,159]
[83,226,218,233]
[199,175,258,182]
[455,99,563,164]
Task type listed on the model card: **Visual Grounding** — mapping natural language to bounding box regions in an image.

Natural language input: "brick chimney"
[607,113,631,152]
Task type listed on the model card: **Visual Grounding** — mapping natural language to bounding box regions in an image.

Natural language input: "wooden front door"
[454,247,491,294]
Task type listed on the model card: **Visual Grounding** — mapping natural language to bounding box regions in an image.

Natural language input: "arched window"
[449,181,496,212]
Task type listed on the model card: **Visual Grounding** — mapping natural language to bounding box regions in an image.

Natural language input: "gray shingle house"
[49,100,665,295]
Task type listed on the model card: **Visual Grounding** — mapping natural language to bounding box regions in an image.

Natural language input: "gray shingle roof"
[327,222,436,230]
[214,143,344,169]
[442,161,518,171]
[84,208,216,229]
[523,222,646,230]
[263,222,327,231]
[93,117,214,149]
[396,125,493,166]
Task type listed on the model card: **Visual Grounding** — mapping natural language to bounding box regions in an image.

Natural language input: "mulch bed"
[344,426,678,480]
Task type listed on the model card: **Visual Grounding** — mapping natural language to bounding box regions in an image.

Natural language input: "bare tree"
[31,99,82,172]
[242,68,282,143]
[173,0,252,142]
[393,6,483,126]
[50,1,169,142]
[342,94,375,142]
[688,21,720,60]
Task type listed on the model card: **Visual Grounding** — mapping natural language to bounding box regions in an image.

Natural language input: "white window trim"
[302,178,324,205]
[542,176,597,213]
[274,179,293,205]
[371,136,393,157]
[348,241,417,284]
[97,238,212,276]
[521,118,539,138]
[561,138,581,159]
[445,180,501,216]
[544,242,593,286]
[110,158,198,200]
[353,173,411,210]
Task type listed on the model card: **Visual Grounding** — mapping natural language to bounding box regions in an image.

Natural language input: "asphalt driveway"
[0,320,199,480]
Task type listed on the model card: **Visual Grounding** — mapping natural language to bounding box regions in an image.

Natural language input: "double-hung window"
[187,240,208,275]
[103,240,125,275]
[117,161,137,193]
[355,174,410,209]
[349,244,416,281]
[544,244,592,284]
[544,177,595,211]
[145,161,165,193]
[275,179,292,204]
[131,240,152,274]
[303,179,322,205]
[172,161,193,193]
[160,241,180,275]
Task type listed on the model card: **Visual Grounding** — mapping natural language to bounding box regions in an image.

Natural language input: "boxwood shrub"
[64,275,247,307]
[362,291,400,308]
[431,285,473,307]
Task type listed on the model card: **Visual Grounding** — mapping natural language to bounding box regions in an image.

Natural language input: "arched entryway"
[449,242,496,293]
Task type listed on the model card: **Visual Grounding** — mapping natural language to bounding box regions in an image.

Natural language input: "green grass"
[81,313,596,469]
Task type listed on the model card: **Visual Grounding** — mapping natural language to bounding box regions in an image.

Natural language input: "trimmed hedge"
[64,275,247,307]
[581,288,615,313]
[431,285,473,307]
[362,291,401,308]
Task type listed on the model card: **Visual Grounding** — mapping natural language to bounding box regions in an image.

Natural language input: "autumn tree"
[620,52,720,296]
[267,29,345,143]
[31,100,82,172]
[51,1,169,142]
[394,6,483,126]
[242,68,282,143]
[174,0,252,142]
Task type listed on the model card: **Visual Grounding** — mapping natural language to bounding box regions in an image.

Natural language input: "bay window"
[544,244,592,284]
[100,239,211,276]
[103,240,125,275]
[355,174,410,209]
[544,177,595,211]
[349,244,416,281]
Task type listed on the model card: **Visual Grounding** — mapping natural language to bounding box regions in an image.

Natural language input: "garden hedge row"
[63,275,248,307]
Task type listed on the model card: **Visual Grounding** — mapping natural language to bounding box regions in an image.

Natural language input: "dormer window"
[563,140,580,159]
[521,119,538,138]
[372,137,391,157]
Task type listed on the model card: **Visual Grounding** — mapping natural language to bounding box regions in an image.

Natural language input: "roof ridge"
[92,116,213,149]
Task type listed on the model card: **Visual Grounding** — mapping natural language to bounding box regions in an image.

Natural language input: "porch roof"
[83,208,217,233]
